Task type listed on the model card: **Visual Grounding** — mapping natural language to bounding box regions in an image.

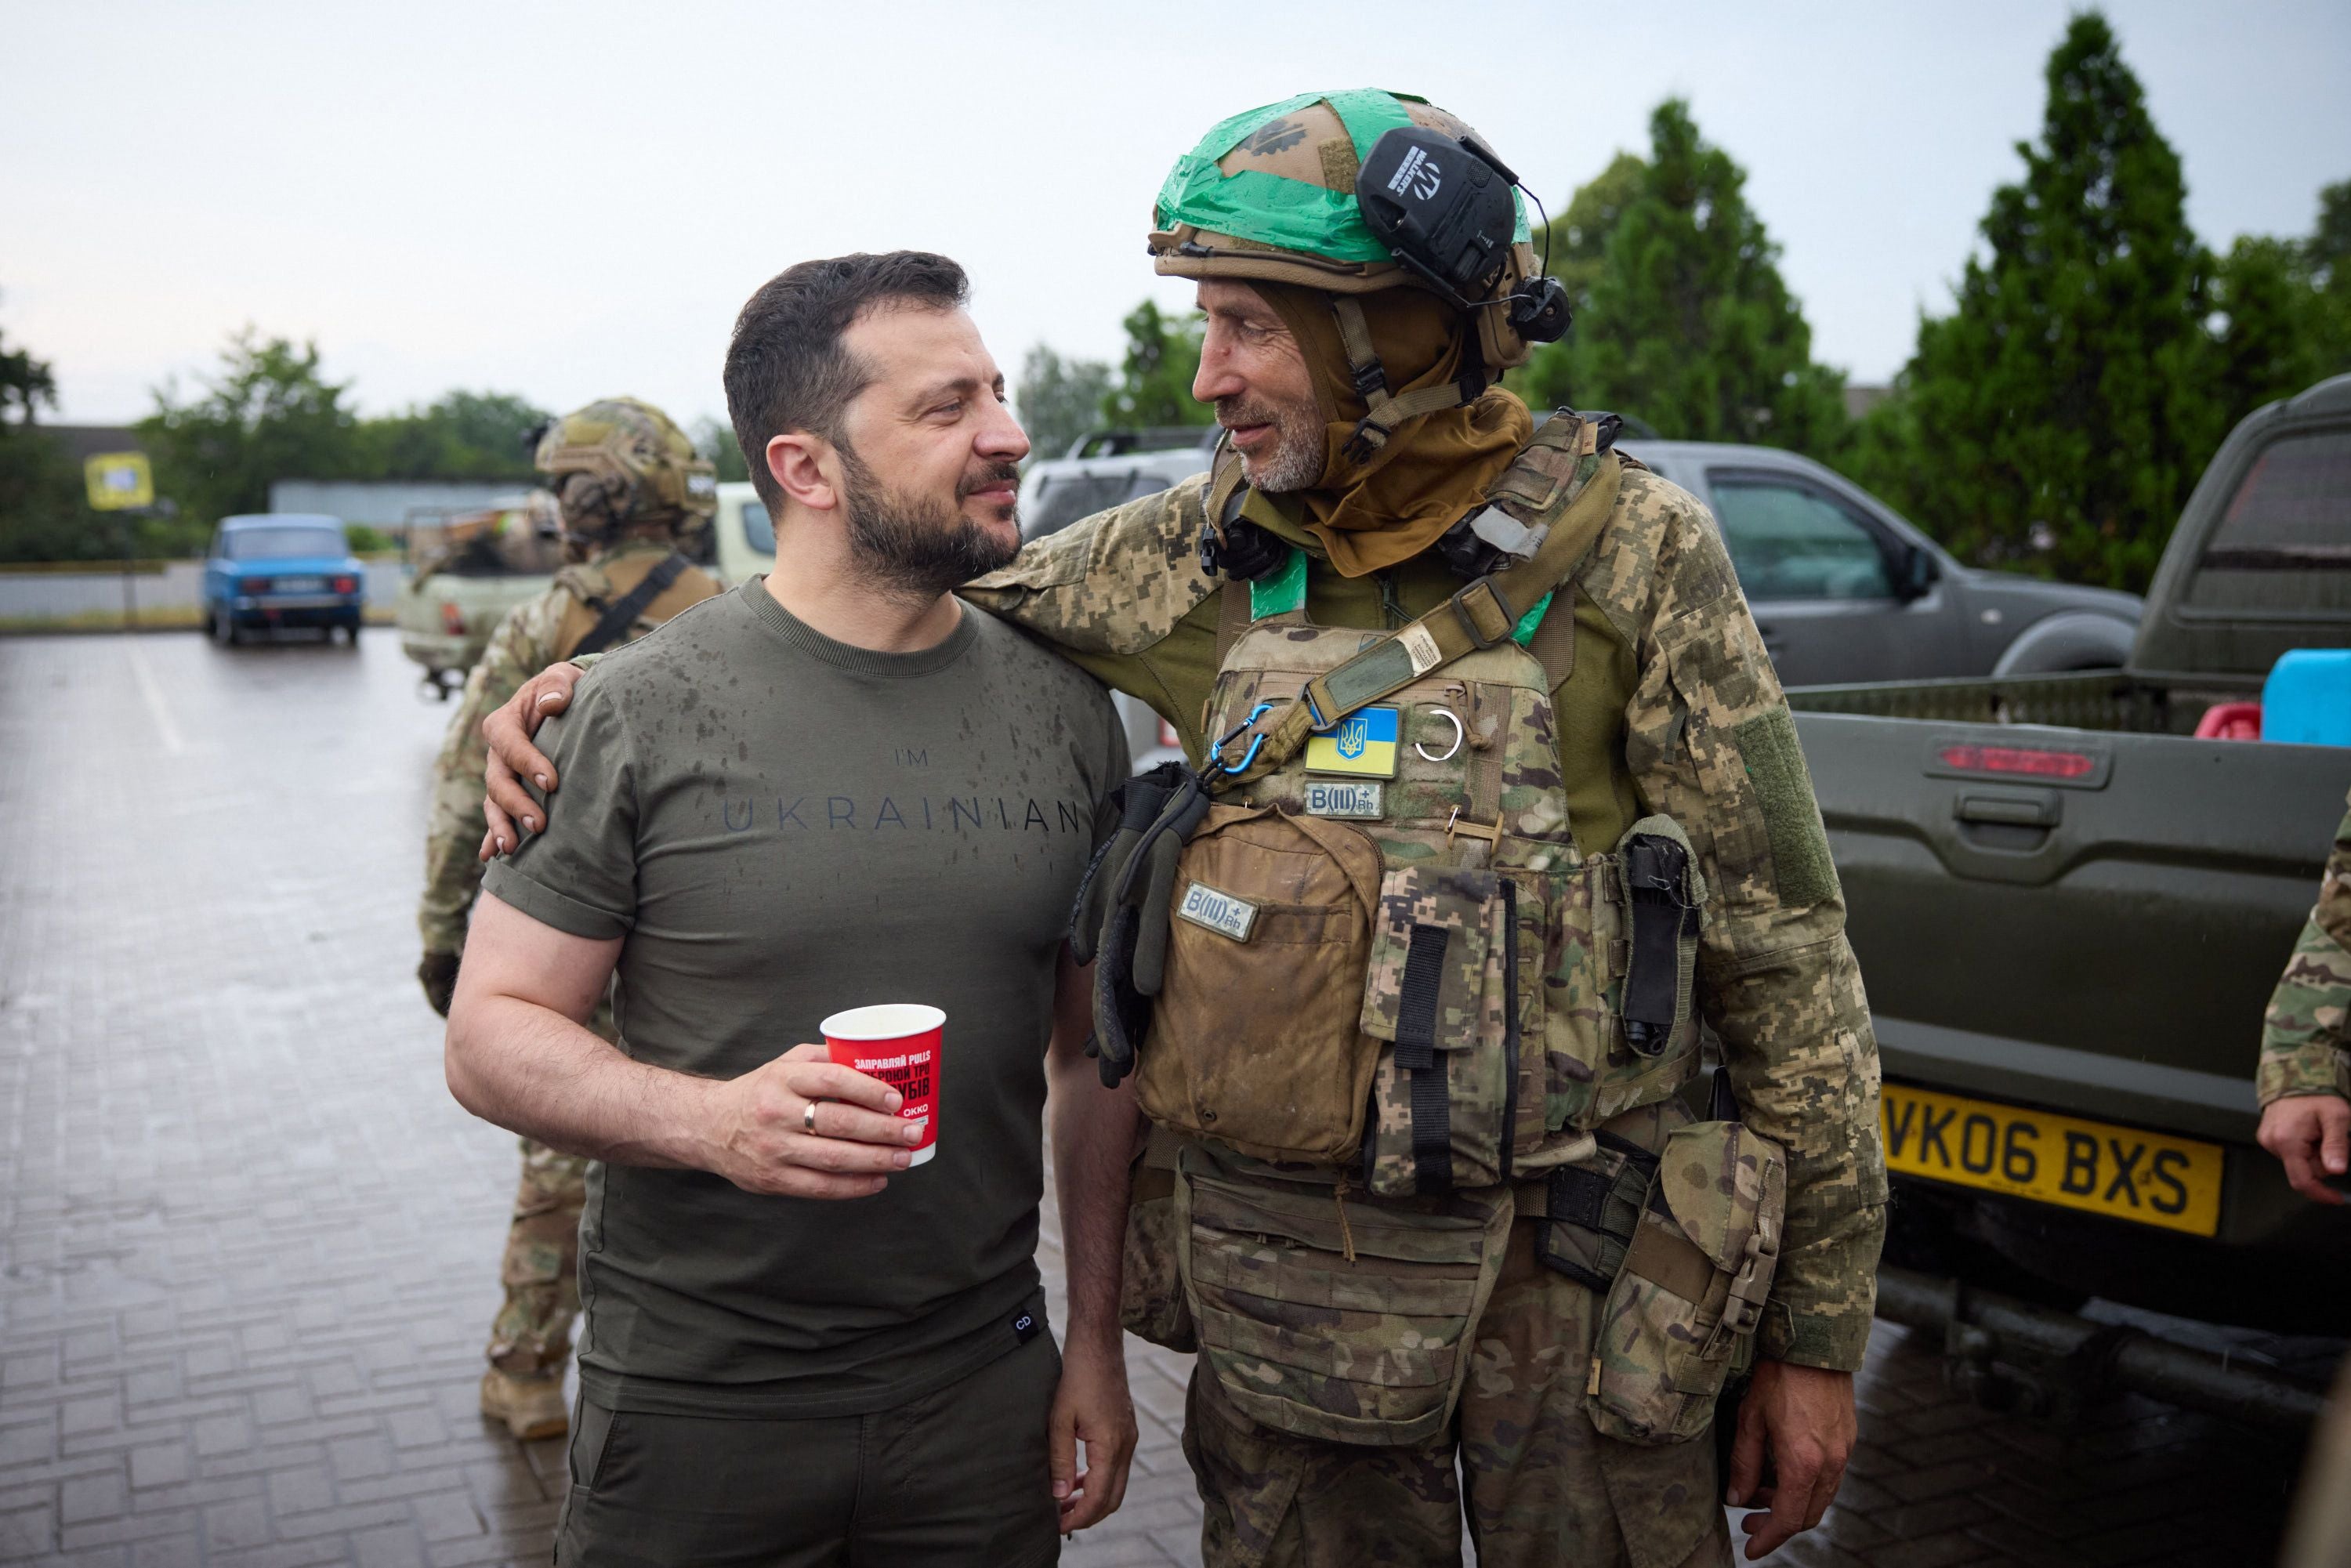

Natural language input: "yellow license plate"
[1880,1083,2223,1237]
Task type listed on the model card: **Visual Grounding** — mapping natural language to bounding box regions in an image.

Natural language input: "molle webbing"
[1393,922,1455,1195]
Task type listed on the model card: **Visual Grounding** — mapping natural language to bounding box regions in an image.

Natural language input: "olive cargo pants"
[1183,1220,1734,1568]
[553,1329,1062,1567]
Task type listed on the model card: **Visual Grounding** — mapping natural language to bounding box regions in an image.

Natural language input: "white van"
[710,481,777,586]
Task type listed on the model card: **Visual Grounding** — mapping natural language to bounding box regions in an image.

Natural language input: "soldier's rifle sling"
[565,552,691,659]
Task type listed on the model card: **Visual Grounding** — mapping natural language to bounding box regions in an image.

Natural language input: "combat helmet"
[1152,91,1570,457]
[532,397,718,548]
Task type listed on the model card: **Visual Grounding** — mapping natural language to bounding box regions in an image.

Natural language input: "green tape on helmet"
[1156,89,1530,265]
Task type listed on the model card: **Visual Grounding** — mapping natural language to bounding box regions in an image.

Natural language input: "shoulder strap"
[1215,452,1622,788]
[563,551,690,659]
[1215,578,1254,664]
[1204,436,1248,539]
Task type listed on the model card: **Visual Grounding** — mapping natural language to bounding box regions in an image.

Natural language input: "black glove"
[418,949,460,1017]
[1068,762,1209,1087]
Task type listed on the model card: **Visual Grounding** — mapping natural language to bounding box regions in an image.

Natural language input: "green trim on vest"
[1251,547,1310,621]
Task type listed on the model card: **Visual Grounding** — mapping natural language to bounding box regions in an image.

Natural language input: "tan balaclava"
[1252,281,1532,578]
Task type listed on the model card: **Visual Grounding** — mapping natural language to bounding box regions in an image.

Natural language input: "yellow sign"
[84,452,154,511]
[1881,1082,2223,1237]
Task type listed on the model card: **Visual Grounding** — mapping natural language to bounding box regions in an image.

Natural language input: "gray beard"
[838,446,1019,604]
[1223,396,1324,493]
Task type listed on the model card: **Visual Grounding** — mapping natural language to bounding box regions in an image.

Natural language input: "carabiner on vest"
[1211,701,1276,776]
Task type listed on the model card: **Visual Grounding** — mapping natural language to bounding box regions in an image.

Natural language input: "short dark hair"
[725,252,970,513]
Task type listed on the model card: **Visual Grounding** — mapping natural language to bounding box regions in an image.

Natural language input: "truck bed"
[1785,672,2351,1326]
[1786,668,2261,733]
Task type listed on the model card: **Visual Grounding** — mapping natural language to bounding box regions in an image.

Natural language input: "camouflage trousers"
[1183,1219,1733,1568]
[486,1137,589,1379]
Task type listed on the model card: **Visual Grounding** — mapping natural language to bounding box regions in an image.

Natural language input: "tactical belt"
[565,551,690,658]
[1214,451,1622,788]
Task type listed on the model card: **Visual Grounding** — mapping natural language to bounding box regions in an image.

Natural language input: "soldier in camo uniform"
[2255,788,2351,1208]
[474,92,1886,1566]
[415,397,722,1439]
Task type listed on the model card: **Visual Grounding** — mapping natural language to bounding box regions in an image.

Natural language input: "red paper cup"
[819,1003,943,1167]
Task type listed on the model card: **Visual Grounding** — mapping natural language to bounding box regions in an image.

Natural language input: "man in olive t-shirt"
[444,252,1140,1566]
[483,578,1125,1410]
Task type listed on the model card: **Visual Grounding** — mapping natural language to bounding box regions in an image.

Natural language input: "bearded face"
[1216,389,1323,494]
[836,442,1022,603]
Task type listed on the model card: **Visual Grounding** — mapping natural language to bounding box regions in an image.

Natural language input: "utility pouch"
[1119,1127,1194,1353]
[1538,815,1708,1132]
[1532,1130,1659,1290]
[1177,1146,1512,1447]
[1358,867,1520,1198]
[1619,830,1701,1059]
[1582,1117,1788,1446]
[1134,805,1385,1165]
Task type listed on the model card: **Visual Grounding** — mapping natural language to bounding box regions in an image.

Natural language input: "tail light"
[1936,744,2097,780]
[238,575,269,593]
[440,602,465,635]
[331,574,358,594]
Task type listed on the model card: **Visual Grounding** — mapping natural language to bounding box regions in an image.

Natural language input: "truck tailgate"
[1792,712,2349,1143]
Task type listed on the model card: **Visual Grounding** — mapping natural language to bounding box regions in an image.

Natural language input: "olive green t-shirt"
[481,581,1126,1418]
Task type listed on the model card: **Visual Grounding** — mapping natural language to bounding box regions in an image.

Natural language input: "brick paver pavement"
[0,632,2335,1566]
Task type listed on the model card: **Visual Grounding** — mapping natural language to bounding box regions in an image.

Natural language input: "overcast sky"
[6,0,2346,433]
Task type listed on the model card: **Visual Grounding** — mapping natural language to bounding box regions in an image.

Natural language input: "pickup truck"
[1786,373,2351,1338]
[399,488,781,696]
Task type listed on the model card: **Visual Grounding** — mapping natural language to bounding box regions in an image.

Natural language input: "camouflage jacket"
[964,461,1889,1372]
[417,540,721,957]
[2257,790,2351,1108]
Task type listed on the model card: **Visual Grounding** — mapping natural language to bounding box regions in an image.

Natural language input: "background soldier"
[416,397,722,1439]
[2255,788,2351,1207]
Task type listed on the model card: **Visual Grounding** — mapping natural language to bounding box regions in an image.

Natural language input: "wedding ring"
[802,1100,820,1134]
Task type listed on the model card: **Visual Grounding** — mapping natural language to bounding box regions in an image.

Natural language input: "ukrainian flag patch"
[1305,705,1400,778]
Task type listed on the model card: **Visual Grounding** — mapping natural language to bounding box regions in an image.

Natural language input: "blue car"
[203,514,367,646]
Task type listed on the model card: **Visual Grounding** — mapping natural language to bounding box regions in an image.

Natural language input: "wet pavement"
[0,631,2336,1566]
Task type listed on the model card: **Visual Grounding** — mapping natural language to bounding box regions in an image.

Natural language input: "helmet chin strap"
[1330,295,1488,465]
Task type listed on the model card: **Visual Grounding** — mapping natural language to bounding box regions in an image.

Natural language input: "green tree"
[1102,301,1212,429]
[140,329,365,528]
[1,322,59,423]
[0,322,95,563]
[1511,152,1646,408]
[691,415,750,483]
[1523,101,1845,451]
[1016,345,1114,461]
[2305,179,2351,378]
[360,390,549,480]
[1851,13,2210,592]
[2202,235,2325,423]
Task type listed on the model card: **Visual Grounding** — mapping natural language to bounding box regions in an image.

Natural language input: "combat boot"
[480,1369,569,1441]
